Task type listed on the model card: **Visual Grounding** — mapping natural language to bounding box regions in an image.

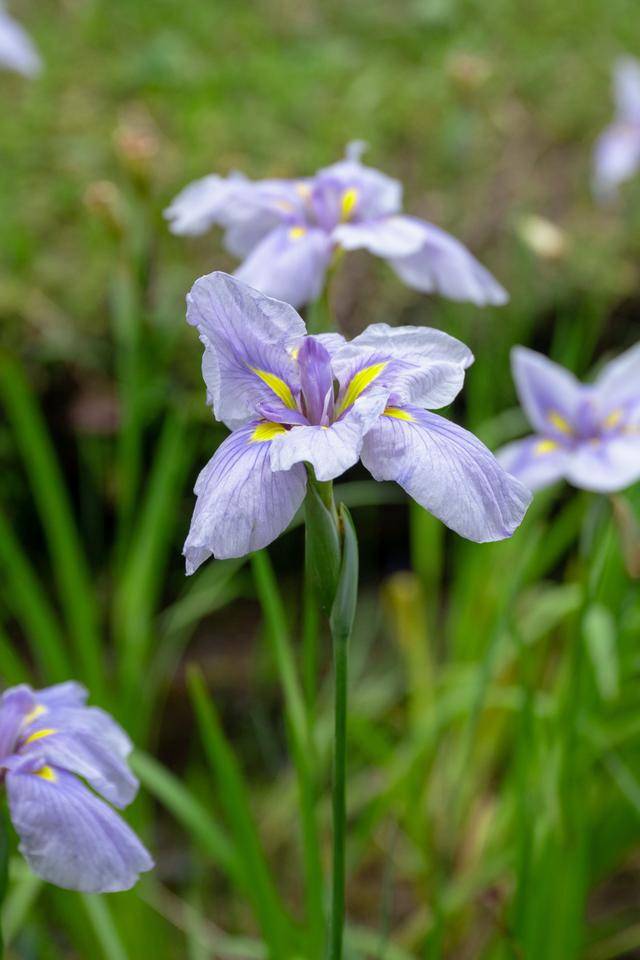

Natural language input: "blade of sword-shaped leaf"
[0,505,71,681]
[81,895,128,960]
[2,865,41,947]
[131,751,244,890]
[251,549,324,957]
[187,667,295,958]
[115,410,195,718]
[0,353,103,697]
[0,622,31,685]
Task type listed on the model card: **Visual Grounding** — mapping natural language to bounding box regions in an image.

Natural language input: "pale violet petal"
[593,124,640,200]
[187,272,306,427]
[184,423,307,569]
[565,435,640,493]
[269,391,389,482]
[387,218,508,306]
[614,56,640,123]
[164,174,246,236]
[511,346,584,438]
[497,435,569,492]
[593,342,640,413]
[332,215,427,258]
[6,762,153,893]
[361,406,531,541]
[235,226,333,309]
[0,10,41,76]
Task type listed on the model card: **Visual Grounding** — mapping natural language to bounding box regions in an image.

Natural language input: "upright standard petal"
[387,218,508,306]
[331,322,473,410]
[361,406,531,541]
[235,226,333,309]
[187,272,306,427]
[269,390,389,482]
[511,347,583,438]
[6,760,153,893]
[0,9,41,76]
[497,435,569,492]
[184,422,307,570]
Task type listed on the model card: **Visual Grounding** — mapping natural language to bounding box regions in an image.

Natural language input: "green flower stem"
[306,250,344,334]
[0,806,10,958]
[328,615,349,960]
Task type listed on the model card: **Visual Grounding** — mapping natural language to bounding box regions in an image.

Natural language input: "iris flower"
[165,143,507,310]
[0,4,40,76]
[498,345,640,493]
[183,272,529,571]
[0,681,153,892]
[593,57,640,200]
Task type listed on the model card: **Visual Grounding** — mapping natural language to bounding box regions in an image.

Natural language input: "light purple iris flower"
[0,4,40,76]
[165,142,508,310]
[0,681,153,892]
[183,272,530,571]
[498,345,640,493]
[593,57,640,200]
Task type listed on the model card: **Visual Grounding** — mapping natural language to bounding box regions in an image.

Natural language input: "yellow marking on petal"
[249,366,297,409]
[275,200,295,213]
[336,361,388,416]
[250,422,287,443]
[340,187,359,221]
[383,406,415,421]
[35,765,57,783]
[535,439,559,455]
[289,346,300,360]
[24,727,57,745]
[295,182,312,198]
[288,225,307,241]
[603,408,623,429]
[23,704,46,726]
[547,410,573,435]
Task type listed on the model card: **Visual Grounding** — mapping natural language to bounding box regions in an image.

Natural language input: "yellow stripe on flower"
[24,727,57,745]
[288,226,307,241]
[603,408,622,429]
[340,187,359,221]
[249,367,297,409]
[35,765,57,782]
[23,704,46,726]
[547,410,572,435]
[336,361,388,415]
[535,439,559,455]
[383,407,415,421]
[250,422,287,443]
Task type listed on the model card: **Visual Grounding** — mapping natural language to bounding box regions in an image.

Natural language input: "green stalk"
[0,806,10,958]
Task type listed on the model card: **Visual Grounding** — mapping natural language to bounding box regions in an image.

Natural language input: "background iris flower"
[593,57,640,199]
[183,272,530,571]
[165,143,508,309]
[0,682,153,893]
[0,3,40,76]
[498,344,640,492]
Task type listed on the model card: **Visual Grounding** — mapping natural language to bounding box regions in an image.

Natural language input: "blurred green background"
[1,1,640,958]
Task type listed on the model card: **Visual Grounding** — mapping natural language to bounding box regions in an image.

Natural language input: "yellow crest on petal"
[35,765,57,782]
[547,410,572,435]
[535,439,559,455]
[24,728,57,745]
[249,367,297,410]
[383,407,415,421]
[340,187,359,221]
[336,362,388,416]
[250,422,287,443]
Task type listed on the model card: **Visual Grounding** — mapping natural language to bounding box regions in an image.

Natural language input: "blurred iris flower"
[498,345,640,492]
[165,142,507,309]
[183,273,529,571]
[0,4,40,76]
[0,682,153,892]
[593,57,640,200]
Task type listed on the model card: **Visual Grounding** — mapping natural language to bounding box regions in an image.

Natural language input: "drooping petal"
[25,702,132,761]
[497,435,569,492]
[0,9,41,76]
[164,174,247,236]
[187,271,306,428]
[361,406,531,541]
[592,342,640,418]
[0,686,35,761]
[331,322,473,410]
[235,226,333,309]
[614,56,640,123]
[593,124,640,200]
[184,422,307,570]
[332,214,427,258]
[6,760,153,893]
[511,347,584,439]
[386,218,508,306]
[269,391,389,481]
[564,435,640,493]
